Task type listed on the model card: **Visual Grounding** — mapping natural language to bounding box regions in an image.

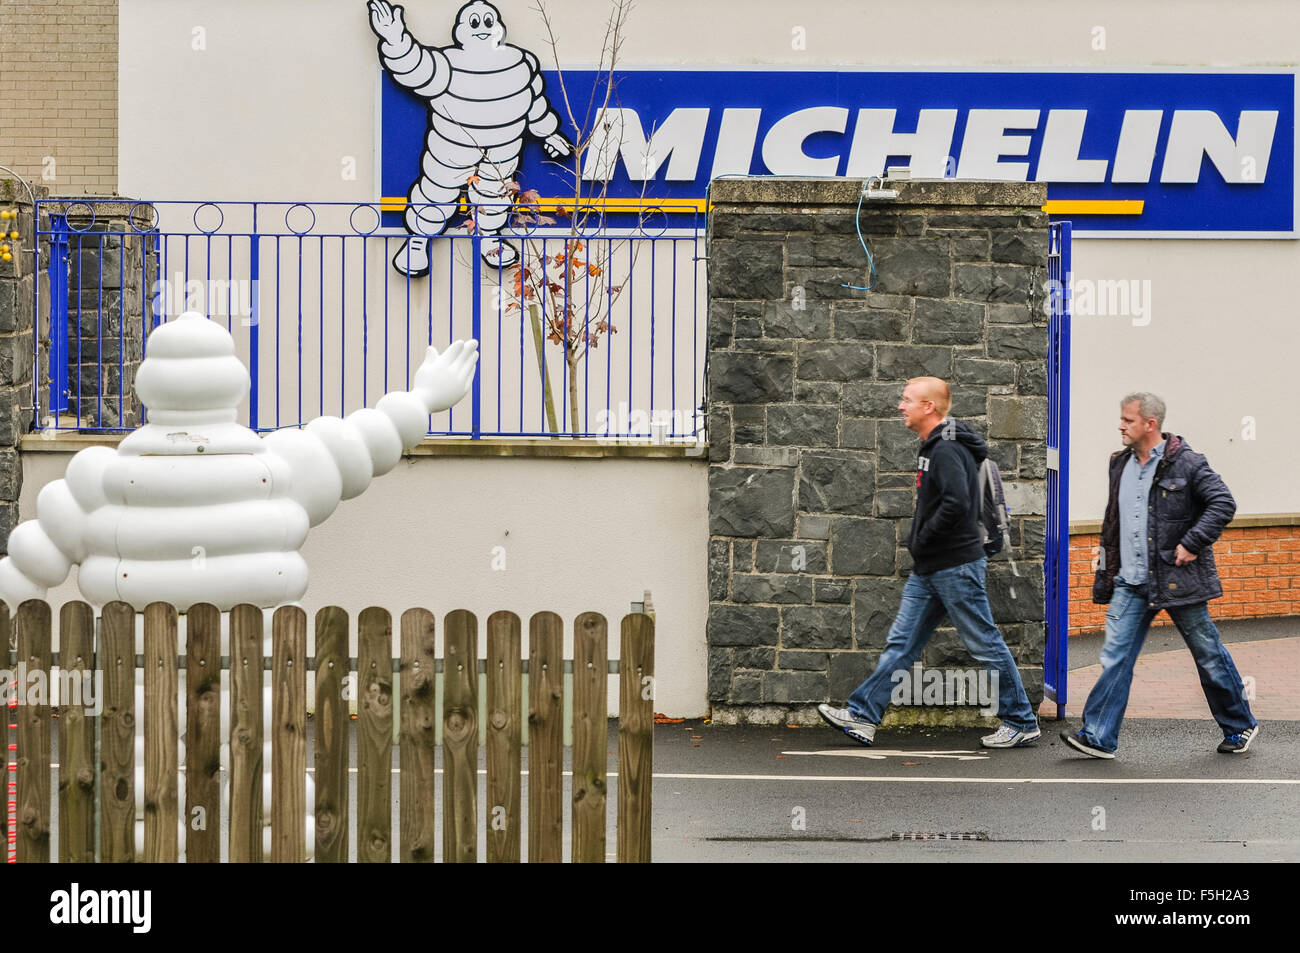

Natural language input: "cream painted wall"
[1068,239,1297,518]
[21,450,710,716]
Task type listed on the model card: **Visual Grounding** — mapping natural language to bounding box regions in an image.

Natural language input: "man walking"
[1063,393,1258,758]
[817,377,1041,749]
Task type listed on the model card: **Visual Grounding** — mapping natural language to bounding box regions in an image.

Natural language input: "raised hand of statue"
[413,339,479,413]
[368,0,407,45]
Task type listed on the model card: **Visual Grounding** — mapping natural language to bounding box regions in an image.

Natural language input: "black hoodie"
[906,418,987,574]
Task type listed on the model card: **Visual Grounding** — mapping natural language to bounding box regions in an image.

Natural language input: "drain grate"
[891,831,989,841]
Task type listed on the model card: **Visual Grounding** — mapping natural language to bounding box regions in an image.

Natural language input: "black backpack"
[977,457,1011,557]
[944,419,1022,597]
[942,416,1013,558]
[976,455,1022,598]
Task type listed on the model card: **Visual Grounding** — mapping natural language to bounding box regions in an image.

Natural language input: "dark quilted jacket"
[1092,433,1236,608]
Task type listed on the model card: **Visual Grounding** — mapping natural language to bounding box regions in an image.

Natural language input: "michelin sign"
[380,58,1296,238]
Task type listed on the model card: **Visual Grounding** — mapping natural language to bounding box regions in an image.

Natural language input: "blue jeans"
[1079,582,1257,752]
[846,556,1038,731]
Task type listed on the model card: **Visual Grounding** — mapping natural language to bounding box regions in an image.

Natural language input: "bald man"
[818,377,1041,748]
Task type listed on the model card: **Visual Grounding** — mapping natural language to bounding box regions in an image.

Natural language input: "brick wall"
[1069,524,1299,633]
[0,1,118,194]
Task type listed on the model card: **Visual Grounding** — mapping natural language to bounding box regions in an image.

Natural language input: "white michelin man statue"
[0,311,477,862]
[368,0,573,277]
[0,310,478,609]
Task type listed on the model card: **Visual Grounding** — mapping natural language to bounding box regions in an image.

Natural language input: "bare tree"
[496,0,658,435]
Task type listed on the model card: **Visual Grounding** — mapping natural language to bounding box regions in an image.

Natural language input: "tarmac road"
[654,618,1300,862]
[30,716,1298,863]
[650,718,1300,862]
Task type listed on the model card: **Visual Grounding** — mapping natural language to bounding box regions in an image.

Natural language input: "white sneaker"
[817,703,876,746]
[392,236,430,277]
[981,723,1041,748]
[1218,724,1260,754]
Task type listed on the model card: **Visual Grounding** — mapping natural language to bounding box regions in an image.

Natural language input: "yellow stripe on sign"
[1042,200,1145,215]
[379,197,710,213]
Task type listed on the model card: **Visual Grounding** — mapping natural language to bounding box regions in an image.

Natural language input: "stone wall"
[0,180,48,550]
[0,188,151,553]
[705,177,1049,726]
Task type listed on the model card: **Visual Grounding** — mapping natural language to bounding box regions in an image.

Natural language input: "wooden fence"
[1,601,654,863]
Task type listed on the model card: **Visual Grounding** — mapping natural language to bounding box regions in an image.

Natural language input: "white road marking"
[309,764,1294,780]
[44,764,1298,784]
[47,764,1298,784]
[648,773,1300,784]
[783,748,989,761]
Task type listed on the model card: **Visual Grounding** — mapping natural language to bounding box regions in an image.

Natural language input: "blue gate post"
[47,214,70,420]
[151,230,162,331]
[248,204,259,431]
[470,219,482,440]
[1043,221,1072,719]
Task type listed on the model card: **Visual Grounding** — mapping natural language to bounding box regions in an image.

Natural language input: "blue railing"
[1043,220,1072,718]
[33,200,707,442]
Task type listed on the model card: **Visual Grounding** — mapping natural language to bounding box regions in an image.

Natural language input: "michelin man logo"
[368,0,574,278]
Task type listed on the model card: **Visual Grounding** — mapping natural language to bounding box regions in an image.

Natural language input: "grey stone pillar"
[0,179,48,551]
[706,178,1049,726]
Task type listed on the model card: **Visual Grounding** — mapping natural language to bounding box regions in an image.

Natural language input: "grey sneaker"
[1061,730,1115,759]
[816,703,876,746]
[981,723,1041,748]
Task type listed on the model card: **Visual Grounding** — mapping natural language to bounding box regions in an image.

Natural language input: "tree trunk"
[527,303,558,433]
[567,350,580,434]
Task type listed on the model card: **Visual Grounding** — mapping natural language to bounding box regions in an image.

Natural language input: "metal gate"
[1043,221,1072,719]
[35,199,707,441]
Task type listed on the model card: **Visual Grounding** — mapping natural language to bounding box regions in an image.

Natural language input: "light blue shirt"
[1117,440,1166,585]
